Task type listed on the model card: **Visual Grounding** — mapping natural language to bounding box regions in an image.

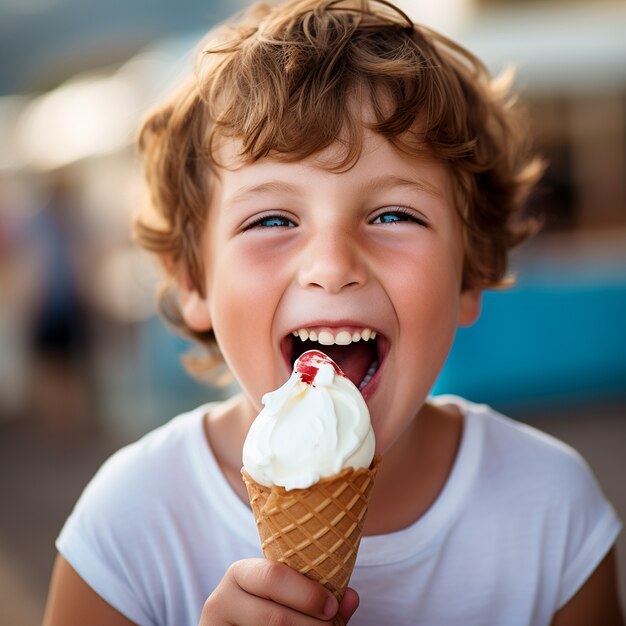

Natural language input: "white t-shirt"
[57,396,621,626]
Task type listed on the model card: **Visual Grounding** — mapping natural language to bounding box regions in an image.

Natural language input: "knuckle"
[225,560,239,581]
[200,566,239,620]
[202,583,228,611]
[201,593,218,620]
[258,559,287,591]
[226,558,249,587]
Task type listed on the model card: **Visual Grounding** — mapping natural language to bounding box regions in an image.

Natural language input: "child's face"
[182,129,480,454]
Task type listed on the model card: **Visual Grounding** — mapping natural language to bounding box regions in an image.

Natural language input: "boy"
[43,1,623,624]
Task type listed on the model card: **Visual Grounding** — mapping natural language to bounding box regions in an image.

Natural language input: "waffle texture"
[241,456,380,600]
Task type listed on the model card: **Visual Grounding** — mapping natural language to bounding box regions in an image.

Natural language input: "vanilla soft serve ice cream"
[242,350,375,490]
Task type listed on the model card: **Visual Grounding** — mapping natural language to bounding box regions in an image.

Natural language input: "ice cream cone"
[241,456,380,600]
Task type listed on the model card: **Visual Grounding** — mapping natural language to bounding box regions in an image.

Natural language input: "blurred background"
[0,0,624,623]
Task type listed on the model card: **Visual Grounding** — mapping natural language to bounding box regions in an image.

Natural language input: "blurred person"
[0,181,28,420]
[43,1,623,625]
[21,168,94,439]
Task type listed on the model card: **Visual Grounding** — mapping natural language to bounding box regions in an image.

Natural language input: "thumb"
[336,588,360,624]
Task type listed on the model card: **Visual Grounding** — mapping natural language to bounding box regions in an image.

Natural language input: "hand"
[199,558,360,625]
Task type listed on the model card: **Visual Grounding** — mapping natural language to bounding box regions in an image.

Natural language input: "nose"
[297,230,368,293]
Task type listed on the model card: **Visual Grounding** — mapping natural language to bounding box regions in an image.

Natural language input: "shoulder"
[54,403,219,624]
[456,396,597,490]
[434,395,619,523]
[454,397,621,594]
[425,396,623,617]
[58,402,218,550]
[84,404,209,504]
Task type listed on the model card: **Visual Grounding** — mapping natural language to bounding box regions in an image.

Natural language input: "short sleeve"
[554,449,622,609]
[56,446,160,626]
[55,404,256,626]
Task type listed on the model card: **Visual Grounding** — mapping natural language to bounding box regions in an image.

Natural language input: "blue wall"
[434,268,626,408]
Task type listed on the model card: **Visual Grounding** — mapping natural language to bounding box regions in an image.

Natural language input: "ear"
[161,253,212,333]
[178,286,212,332]
[458,288,482,327]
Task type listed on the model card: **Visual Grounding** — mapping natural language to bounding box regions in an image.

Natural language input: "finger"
[203,587,336,626]
[337,588,360,624]
[231,558,339,620]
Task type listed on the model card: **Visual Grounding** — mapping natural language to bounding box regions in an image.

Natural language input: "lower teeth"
[359,360,378,391]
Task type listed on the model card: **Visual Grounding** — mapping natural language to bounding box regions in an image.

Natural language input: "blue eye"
[260,216,293,227]
[247,214,296,229]
[372,208,427,226]
[374,213,409,224]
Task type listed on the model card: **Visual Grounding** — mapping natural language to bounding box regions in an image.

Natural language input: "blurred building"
[1,0,626,431]
[391,0,626,408]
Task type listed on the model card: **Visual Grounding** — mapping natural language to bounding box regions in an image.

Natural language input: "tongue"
[315,342,374,388]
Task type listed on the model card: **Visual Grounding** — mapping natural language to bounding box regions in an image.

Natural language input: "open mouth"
[281,327,387,396]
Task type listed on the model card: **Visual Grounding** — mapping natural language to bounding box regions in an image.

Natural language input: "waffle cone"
[241,456,380,600]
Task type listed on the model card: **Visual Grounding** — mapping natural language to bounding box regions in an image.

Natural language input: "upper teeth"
[291,328,377,346]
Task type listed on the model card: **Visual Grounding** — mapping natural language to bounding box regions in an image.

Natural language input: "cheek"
[208,270,273,403]
[391,239,461,308]
[210,254,277,339]
[210,237,284,311]
[391,243,462,360]
[206,240,288,396]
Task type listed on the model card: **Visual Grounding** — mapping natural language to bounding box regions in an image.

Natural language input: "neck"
[203,394,255,501]
[204,393,463,536]
[363,400,463,535]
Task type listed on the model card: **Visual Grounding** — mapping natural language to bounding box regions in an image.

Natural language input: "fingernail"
[324,595,338,617]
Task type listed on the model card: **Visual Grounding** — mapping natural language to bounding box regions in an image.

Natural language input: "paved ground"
[0,399,624,625]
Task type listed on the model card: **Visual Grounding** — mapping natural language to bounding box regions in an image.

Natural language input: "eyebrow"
[224,181,299,206]
[361,174,444,198]
[225,173,443,205]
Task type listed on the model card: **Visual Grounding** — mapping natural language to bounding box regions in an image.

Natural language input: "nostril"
[306,279,362,293]
[298,248,367,293]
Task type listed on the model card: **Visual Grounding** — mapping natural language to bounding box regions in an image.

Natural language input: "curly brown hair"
[135,0,543,380]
